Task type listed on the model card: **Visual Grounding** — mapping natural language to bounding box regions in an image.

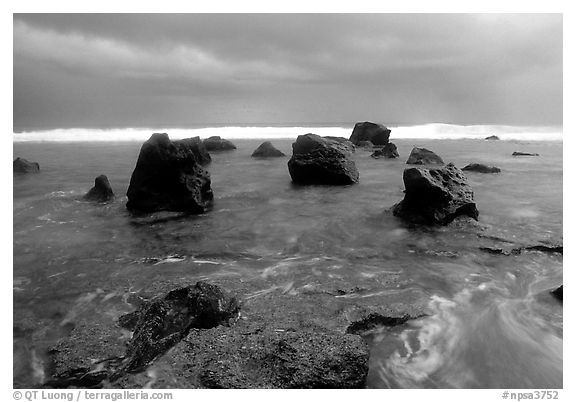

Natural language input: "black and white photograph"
[10,6,567,396]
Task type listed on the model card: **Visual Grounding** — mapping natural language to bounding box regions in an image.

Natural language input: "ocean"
[13,124,563,388]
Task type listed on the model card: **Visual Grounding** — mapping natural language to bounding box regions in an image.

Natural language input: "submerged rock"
[288,133,359,185]
[462,163,501,174]
[203,136,237,151]
[512,151,539,156]
[485,135,500,140]
[13,157,40,173]
[83,175,115,202]
[126,133,214,213]
[349,122,391,146]
[251,141,285,157]
[406,147,444,165]
[371,142,399,159]
[120,281,240,372]
[392,163,479,225]
[551,285,562,302]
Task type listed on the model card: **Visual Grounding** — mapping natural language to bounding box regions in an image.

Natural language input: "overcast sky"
[13,14,562,130]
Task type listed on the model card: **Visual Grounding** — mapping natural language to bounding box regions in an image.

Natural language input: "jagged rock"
[126,133,214,213]
[349,122,391,146]
[184,136,211,165]
[251,141,285,157]
[462,163,501,173]
[120,281,240,372]
[480,245,563,256]
[371,142,399,159]
[203,136,237,151]
[392,163,479,225]
[288,134,359,185]
[485,135,500,140]
[13,157,40,173]
[406,147,444,165]
[83,175,114,202]
[551,285,562,301]
[512,152,539,156]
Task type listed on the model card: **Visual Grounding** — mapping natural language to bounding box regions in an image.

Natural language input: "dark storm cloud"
[13,14,562,129]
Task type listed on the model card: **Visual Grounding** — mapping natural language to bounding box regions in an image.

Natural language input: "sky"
[13,13,562,130]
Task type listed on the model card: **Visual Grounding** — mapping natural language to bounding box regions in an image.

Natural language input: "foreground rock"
[13,157,40,173]
[512,151,539,156]
[288,134,359,185]
[126,133,214,213]
[392,163,479,225]
[462,163,501,174]
[323,136,356,154]
[485,135,500,140]
[251,141,285,157]
[371,142,399,159]
[551,285,563,301]
[406,147,444,165]
[83,175,115,202]
[203,136,237,151]
[349,122,391,146]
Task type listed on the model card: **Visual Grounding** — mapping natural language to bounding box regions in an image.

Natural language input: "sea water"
[13,125,562,388]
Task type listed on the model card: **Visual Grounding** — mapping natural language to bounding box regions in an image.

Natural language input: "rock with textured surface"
[349,122,391,146]
[83,175,115,202]
[392,163,479,225]
[288,134,359,185]
[406,147,444,165]
[462,163,501,174]
[251,141,285,157]
[371,142,399,159]
[203,136,237,151]
[126,133,213,213]
[13,157,40,173]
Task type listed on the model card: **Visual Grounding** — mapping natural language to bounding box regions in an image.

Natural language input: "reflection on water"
[13,138,562,388]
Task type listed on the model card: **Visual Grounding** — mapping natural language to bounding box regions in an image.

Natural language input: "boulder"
[13,157,40,173]
[288,134,359,185]
[251,141,285,157]
[512,152,539,156]
[126,133,214,213]
[485,135,500,140]
[83,175,115,202]
[349,122,391,145]
[203,136,237,151]
[406,147,444,165]
[183,136,211,165]
[462,163,501,174]
[551,285,562,302]
[392,163,479,225]
[371,142,399,159]
[120,281,240,372]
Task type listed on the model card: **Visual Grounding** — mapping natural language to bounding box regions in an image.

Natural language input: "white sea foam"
[13,123,562,142]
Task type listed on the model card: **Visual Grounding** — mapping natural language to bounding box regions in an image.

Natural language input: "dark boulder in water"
[512,151,539,156]
[392,163,479,225]
[462,163,501,174]
[126,133,214,213]
[184,136,211,165]
[251,141,285,157]
[13,157,40,173]
[485,135,500,140]
[371,142,399,159]
[203,136,237,151]
[551,285,562,302]
[349,122,391,146]
[406,147,444,165]
[288,133,359,185]
[120,281,240,372]
[83,175,115,202]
